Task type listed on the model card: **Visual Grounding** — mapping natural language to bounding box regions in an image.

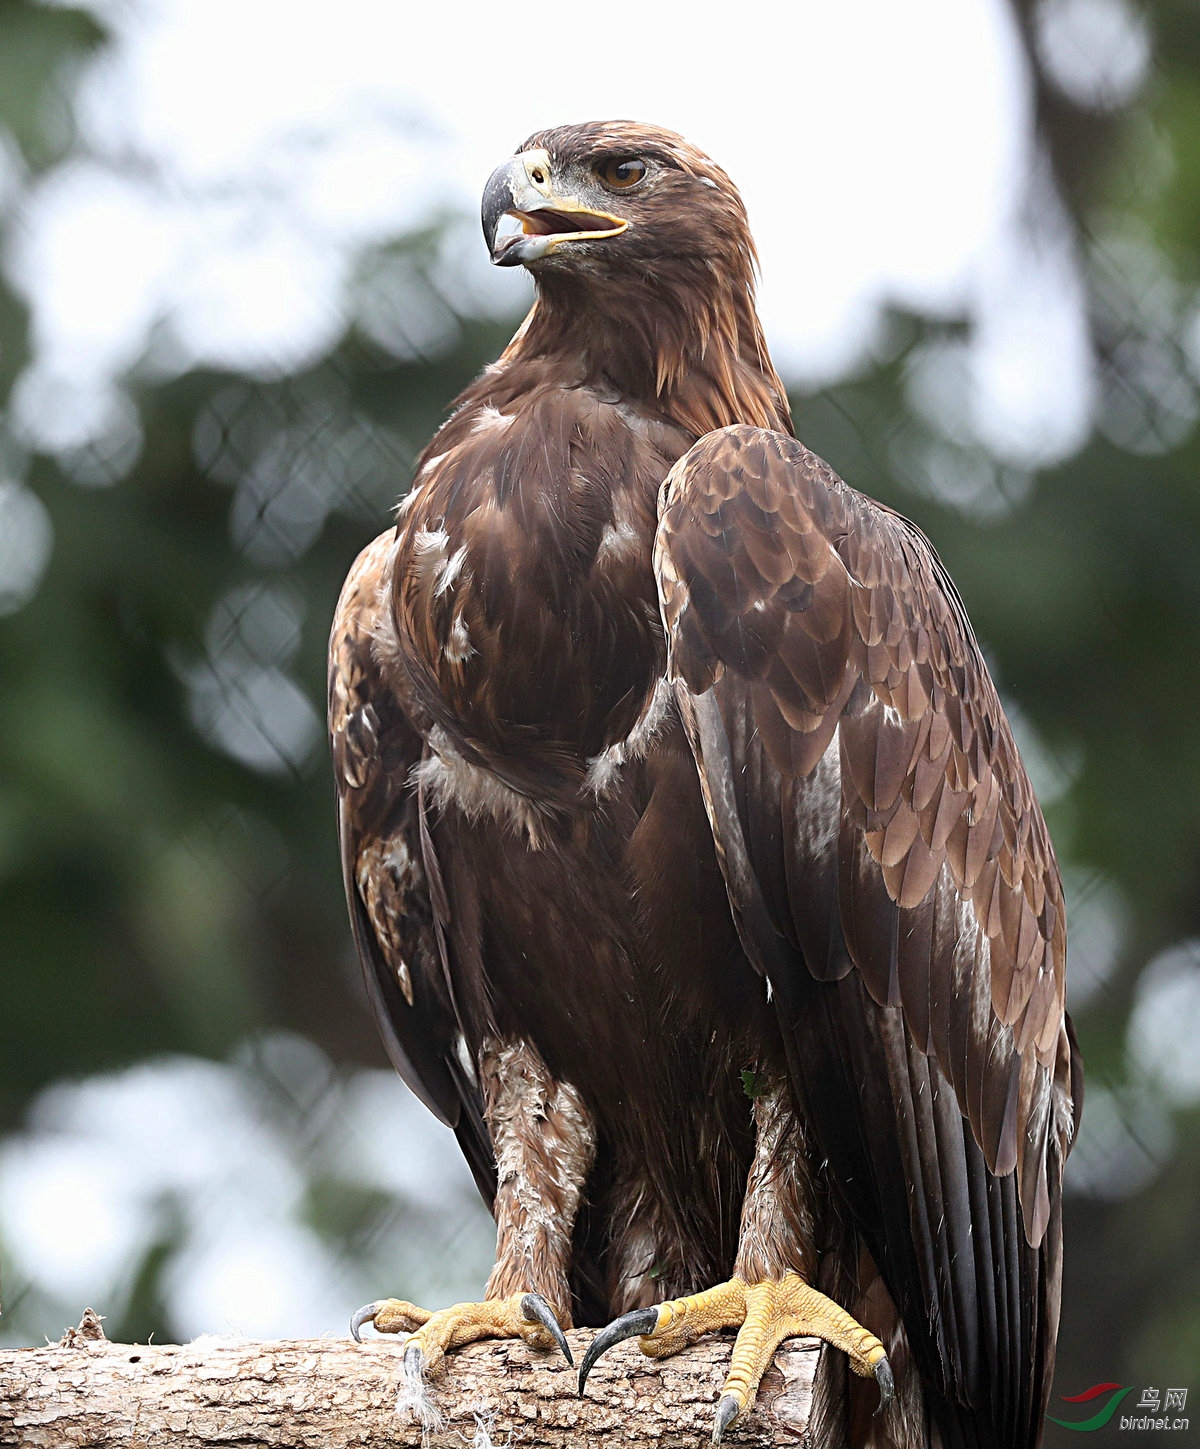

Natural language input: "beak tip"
[482,155,526,259]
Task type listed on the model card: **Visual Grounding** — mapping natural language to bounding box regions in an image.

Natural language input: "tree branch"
[0,1310,818,1448]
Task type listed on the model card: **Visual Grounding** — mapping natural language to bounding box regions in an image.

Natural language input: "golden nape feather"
[329,120,1079,1449]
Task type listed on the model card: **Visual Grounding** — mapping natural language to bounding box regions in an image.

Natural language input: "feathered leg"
[353,1039,595,1379]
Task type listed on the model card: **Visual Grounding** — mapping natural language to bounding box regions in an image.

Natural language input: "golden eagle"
[329,121,1080,1449]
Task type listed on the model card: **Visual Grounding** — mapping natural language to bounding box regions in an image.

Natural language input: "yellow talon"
[351,1290,573,1375]
[579,1273,891,1442]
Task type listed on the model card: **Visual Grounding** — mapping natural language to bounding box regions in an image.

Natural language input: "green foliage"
[0,4,102,174]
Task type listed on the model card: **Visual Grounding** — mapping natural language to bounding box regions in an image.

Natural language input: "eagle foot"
[578,1273,890,1443]
[350,1290,573,1374]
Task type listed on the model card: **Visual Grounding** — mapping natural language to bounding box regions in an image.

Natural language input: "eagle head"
[481,121,755,283]
[479,120,786,435]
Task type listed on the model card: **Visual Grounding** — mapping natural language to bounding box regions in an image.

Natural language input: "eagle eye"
[598,157,647,190]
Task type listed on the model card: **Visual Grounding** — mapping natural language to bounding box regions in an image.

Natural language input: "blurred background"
[0,0,1196,1432]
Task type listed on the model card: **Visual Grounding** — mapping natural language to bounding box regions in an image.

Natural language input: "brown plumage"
[329,120,1080,1449]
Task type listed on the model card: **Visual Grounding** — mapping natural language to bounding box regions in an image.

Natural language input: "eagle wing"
[329,531,494,1202]
[655,425,1080,1443]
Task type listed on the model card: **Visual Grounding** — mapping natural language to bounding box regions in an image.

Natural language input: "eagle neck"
[502,266,793,441]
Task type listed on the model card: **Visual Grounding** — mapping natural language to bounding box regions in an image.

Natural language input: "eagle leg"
[351,1041,594,1392]
[351,1289,572,1372]
[579,1075,891,1441]
[578,1274,889,1441]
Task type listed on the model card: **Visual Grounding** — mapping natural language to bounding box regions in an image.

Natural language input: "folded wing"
[656,424,1080,1445]
[329,531,493,1201]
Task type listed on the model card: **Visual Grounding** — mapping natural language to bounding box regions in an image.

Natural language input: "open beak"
[482,149,628,268]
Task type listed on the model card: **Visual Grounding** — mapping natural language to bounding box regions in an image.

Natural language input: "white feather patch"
[412,528,449,590]
[471,405,512,435]
[584,676,673,797]
[434,545,469,597]
[414,728,545,846]
[596,518,640,565]
[454,1032,477,1085]
[444,611,473,664]
[394,1348,444,1441]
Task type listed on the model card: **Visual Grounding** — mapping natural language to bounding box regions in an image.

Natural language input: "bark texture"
[0,1314,818,1448]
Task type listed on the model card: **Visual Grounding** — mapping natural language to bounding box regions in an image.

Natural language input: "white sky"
[0,1044,495,1343]
[1,0,1114,466]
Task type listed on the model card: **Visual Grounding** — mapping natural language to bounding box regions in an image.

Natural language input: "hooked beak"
[481,148,628,268]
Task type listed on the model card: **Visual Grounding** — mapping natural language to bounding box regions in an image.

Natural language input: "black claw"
[713,1394,740,1444]
[873,1355,895,1415]
[577,1306,661,1397]
[521,1292,574,1367]
[404,1341,426,1379]
[350,1301,384,1343]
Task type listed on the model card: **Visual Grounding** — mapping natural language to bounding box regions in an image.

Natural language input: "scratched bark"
[0,1327,818,1448]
